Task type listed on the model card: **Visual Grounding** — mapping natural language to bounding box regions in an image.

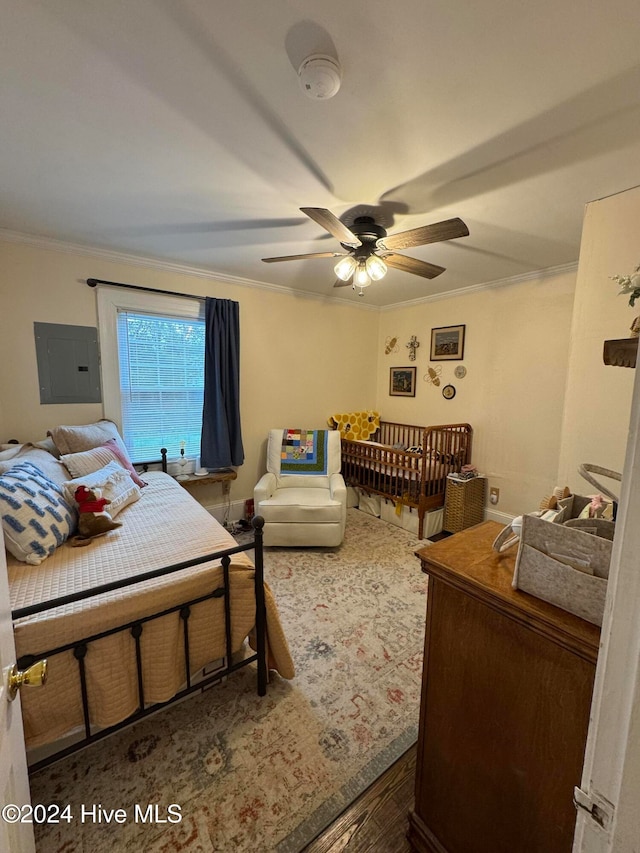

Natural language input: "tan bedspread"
[8,472,294,749]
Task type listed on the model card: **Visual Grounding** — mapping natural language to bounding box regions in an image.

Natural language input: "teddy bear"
[71,484,122,544]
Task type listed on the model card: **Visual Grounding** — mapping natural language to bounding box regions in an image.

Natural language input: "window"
[98,288,205,464]
[117,310,204,462]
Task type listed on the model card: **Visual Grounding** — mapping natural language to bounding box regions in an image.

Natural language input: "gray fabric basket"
[513,513,612,626]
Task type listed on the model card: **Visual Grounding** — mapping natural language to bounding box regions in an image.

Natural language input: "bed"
[1,427,294,771]
[337,420,473,539]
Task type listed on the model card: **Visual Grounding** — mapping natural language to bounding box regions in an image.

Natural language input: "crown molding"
[0,227,577,313]
[0,228,379,311]
[380,261,579,311]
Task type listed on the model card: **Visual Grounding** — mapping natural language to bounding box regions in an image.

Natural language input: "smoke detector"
[298,54,342,100]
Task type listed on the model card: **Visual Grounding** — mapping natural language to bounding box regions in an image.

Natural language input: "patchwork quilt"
[280,429,328,475]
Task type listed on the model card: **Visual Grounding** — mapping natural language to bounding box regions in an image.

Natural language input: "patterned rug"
[30,508,427,852]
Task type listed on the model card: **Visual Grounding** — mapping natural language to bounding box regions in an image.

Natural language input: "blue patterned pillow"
[0,462,75,565]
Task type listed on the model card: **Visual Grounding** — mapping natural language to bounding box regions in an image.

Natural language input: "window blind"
[116,310,205,463]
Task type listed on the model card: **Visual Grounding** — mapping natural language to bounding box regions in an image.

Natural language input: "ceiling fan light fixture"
[366,254,387,281]
[262,207,469,297]
[334,255,357,281]
[354,261,371,288]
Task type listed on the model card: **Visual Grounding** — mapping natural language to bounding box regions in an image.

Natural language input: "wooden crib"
[339,421,473,539]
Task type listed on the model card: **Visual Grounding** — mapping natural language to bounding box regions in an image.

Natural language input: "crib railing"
[340,422,473,538]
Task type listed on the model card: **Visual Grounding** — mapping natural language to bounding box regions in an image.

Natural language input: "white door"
[0,532,35,853]
[573,358,640,851]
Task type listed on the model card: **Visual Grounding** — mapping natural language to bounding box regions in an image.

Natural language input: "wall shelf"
[603,337,638,368]
[175,469,237,488]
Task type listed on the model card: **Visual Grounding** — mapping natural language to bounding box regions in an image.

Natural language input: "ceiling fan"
[262,207,469,295]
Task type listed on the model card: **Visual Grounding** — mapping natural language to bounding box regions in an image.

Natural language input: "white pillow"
[60,439,147,488]
[0,462,75,565]
[0,445,70,488]
[64,461,141,518]
[48,418,125,456]
[0,444,23,462]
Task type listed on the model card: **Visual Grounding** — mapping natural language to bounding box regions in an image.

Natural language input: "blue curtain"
[200,297,244,468]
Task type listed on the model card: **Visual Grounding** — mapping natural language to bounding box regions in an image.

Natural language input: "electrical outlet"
[490,487,500,505]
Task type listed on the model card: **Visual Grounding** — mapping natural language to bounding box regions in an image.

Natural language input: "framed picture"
[389,366,416,397]
[430,324,466,361]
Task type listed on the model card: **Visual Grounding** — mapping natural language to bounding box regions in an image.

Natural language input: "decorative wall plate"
[454,365,467,379]
[442,384,456,400]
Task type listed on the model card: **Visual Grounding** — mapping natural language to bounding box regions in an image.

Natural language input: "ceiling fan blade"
[333,276,354,288]
[380,217,469,250]
[384,253,446,279]
[300,208,362,247]
[262,251,344,263]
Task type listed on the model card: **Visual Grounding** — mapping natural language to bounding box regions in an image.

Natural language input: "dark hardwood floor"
[302,744,416,853]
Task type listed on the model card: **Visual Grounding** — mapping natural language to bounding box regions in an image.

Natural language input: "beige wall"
[0,239,379,505]
[376,272,577,515]
[3,197,636,521]
[374,186,640,518]
[0,242,104,439]
[558,186,640,493]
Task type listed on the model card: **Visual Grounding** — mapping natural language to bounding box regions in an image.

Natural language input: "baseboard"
[202,501,515,530]
[204,499,246,526]
[407,809,449,853]
[484,507,515,525]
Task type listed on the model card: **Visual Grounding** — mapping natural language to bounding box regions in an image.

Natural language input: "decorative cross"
[406,335,420,361]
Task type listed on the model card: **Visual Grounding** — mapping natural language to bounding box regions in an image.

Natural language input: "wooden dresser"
[409,521,601,853]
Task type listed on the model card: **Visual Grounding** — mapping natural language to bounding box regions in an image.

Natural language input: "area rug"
[30,508,427,852]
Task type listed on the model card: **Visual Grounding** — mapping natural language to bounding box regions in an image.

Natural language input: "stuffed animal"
[71,484,122,544]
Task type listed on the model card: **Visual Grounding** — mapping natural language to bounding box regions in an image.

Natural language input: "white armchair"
[254,429,346,547]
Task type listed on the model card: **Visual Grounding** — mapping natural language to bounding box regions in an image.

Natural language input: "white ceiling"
[2,0,640,307]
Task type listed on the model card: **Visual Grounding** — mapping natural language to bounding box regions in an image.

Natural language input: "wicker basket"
[444,476,486,533]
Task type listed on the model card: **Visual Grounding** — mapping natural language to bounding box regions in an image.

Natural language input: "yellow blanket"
[327,410,380,440]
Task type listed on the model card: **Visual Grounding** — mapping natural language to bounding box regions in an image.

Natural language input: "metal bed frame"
[11,451,268,773]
